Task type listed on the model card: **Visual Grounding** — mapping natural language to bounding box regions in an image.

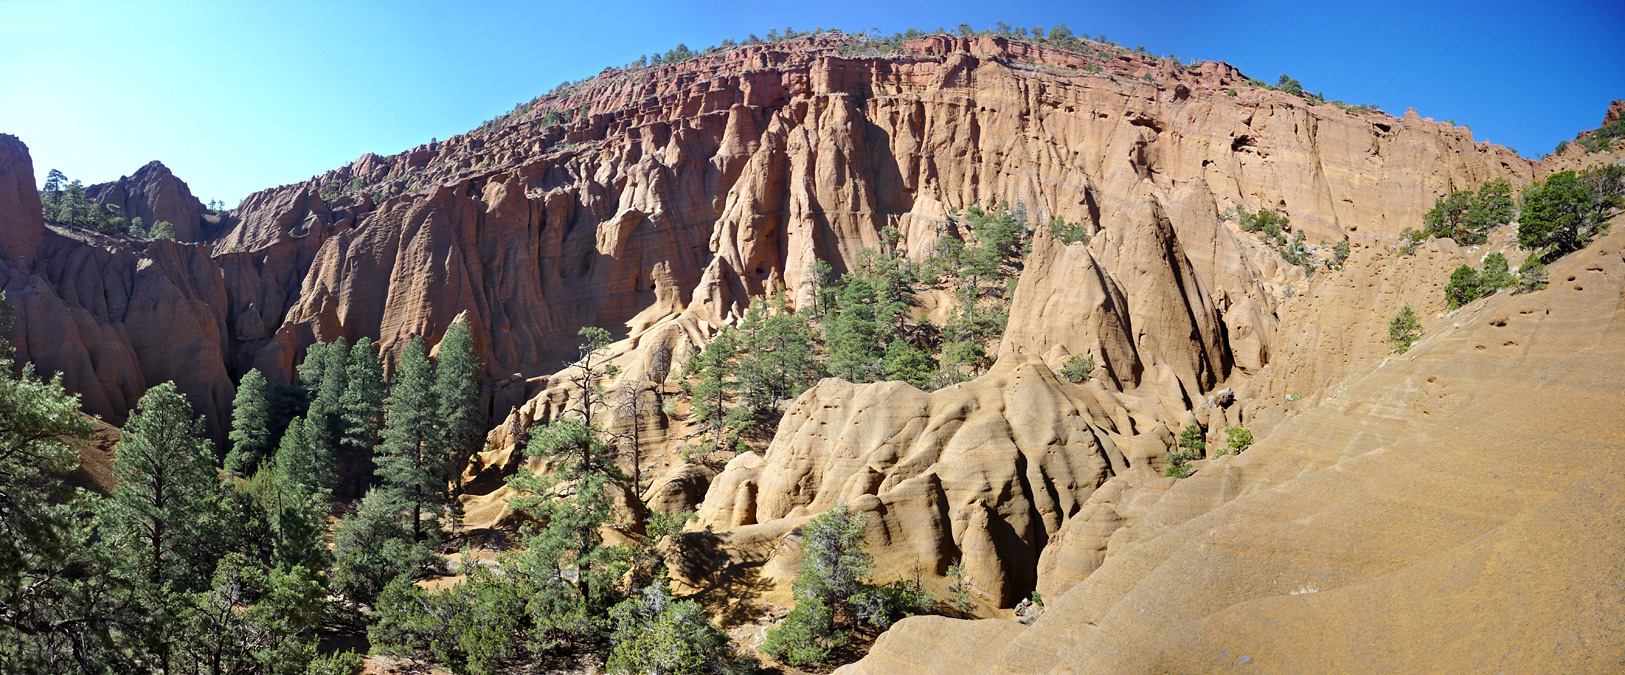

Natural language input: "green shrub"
[1225,427,1254,455]
[305,651,365,675]
[1397,227,1426,256]
[1058,355,1095,383]
[1516,256,1548,292]
[1387,303,1422,353]
[761,598,842,668]
[1576,117,1625,153]
[1050,217,1090,245]
[1518,166,1624,260]
[1478,252,1516,290]
[1444,264,1481,309]
[1275,74,1304,97]
[607,587,736,675]
[1421,178,1514,245]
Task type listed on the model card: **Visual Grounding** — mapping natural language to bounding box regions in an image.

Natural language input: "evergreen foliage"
[433,321,485,503]
[1224,427,1254,455]
[109,382,229,590]
[605,586,738,675]
[1518,166,1625,261]
[1059,354,1095,383]
[1422,178,1514,245]
[331,489,439,607]
[1387,303,1423,354]
[377,337,443,540]
[761,503,926,668]
[226,368,274,477]
[339,337,387,493]
[37,169,133,234]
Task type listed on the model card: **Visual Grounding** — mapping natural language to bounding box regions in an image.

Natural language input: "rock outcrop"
[86,160,210,241]
[842,224,1625,674]
[0,134,46,266]
[5,35,1535,452]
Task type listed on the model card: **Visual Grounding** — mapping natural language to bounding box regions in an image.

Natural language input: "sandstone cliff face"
[5,36,1533,450]
[86,160,210,241]
[0,135,46,266]
[843,224,1625,674]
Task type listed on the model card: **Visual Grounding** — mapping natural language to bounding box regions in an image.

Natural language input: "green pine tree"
[377,337,443,540]
[224,368,273,477]
[433,320,484,505]
[269,416,332,571]
[109,382,226,589]
[340,337,388,493]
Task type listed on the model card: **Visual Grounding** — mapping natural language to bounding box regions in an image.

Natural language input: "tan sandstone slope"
[842,224,1625,674]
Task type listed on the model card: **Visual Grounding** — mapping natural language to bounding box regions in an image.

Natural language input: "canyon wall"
[1,34,1533,448]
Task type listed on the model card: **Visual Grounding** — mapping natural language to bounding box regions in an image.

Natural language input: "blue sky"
[2,0,1620,205]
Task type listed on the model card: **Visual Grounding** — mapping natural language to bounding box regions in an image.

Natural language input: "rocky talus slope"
[843,223,1625,673]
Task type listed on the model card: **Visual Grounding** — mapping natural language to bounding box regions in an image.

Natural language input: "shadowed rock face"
[86,160,210,241]
[1,36,1530,444]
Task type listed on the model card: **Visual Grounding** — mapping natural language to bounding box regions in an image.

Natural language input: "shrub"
[1478,252,1516,291]
[1276,74,1304,97]
[762,598,842,668]
[1518,166,1624,260]
[305,651,365,675]
[1444,264,1481,309]
[1058,355,1095,383]
[1576,117,1625,153]
[606,586,736,675]
[1387,303,1422,353]
[1328,240,1351,269]
[1225,427,1254,455]
[1165,424,1204,478]
[1516,256,1548,292]
[1050,217,1089,245]
[1397,227,1426,256]
[762,503,905,669]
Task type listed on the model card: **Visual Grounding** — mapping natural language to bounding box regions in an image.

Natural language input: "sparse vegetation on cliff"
[1422,178,1515,245]
[1518,165,1624,261]
[1388,303,1423,353]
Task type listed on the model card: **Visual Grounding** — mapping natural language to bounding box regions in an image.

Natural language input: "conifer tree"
[269,416,331,571]
[433,320,484,501]
[110,382,225,589]
[302,339,348,495]
[340,337,388,492]
[736,294,820,417]
[377,337,442,540]
[224,368,272,477]
[508,328,628,609]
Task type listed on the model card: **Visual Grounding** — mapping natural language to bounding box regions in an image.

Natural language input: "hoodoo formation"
[2,21,1621,675]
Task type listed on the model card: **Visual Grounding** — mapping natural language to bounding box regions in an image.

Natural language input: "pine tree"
[302,339,348,496]
[332,489,438,606]
[736,294,820,417]
[224,368,273,477]
[377,337,442,540]
[433,320,484,503]
[109,382,225,589]
[509,328,629,606]
[0,294,108,667]
[682,328,752,453]
[269,416,331,571]
[340,338,388,493]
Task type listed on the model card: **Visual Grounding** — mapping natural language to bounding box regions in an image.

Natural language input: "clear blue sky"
[2,0,1620,205]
